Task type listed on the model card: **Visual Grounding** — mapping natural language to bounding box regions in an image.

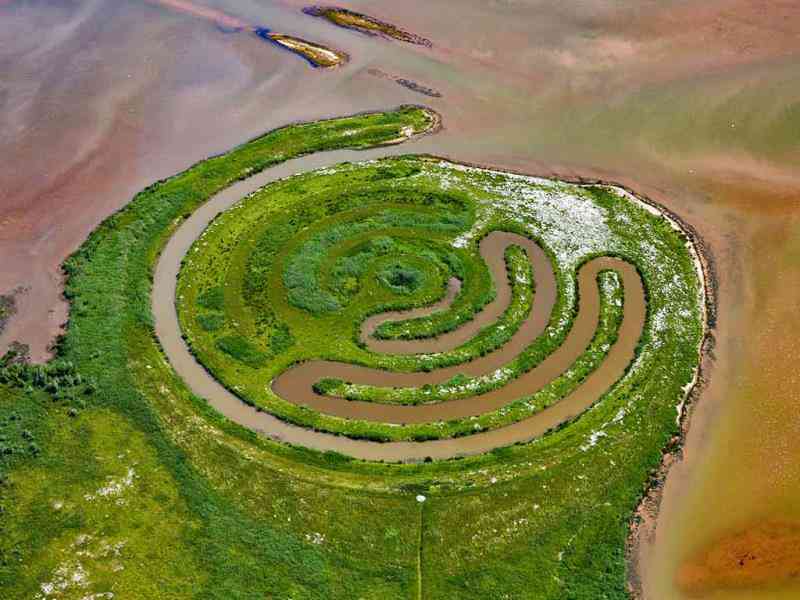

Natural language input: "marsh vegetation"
[1,107,705,599]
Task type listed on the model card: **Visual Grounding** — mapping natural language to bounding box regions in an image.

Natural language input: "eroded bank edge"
[616,191,717,597]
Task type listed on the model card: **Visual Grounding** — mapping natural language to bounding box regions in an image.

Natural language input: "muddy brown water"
[273,232,643,425]
[272,231,556,422]
[153,155,645,458]
[6,1,800,596]
[360,276,462,355]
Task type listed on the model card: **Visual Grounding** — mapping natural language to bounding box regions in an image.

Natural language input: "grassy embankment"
[0,107,703,599]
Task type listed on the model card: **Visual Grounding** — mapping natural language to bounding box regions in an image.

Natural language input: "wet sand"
[635,179,800,600]
[4,1,800,596]
[675,521,800,597]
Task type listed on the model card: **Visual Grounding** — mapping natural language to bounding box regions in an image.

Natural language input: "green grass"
[196,312,224,332]
[1,398,205,598]
[215,334,267,367]
[0,107,705,599]
[280,204,464,315]
[323,244,535,403]
[373,240,494,341]
[377,261,426,294]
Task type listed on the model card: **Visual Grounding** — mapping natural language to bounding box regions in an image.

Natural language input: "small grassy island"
[303,6,433,47]
[0,106,707,599]
[254,28,349,68]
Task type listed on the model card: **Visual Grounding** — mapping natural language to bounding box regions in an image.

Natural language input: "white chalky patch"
[84,468,136,502]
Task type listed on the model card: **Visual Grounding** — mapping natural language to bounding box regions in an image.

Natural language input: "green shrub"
[215,335,266,367]
[197,287,225,311]
[377,262,424,294]
[197,313,224,332]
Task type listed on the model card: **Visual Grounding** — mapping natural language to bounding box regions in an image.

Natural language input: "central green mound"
[377,260,428,294]
[176,156,703,447]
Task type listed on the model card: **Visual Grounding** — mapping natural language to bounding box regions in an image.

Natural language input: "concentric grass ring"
[171,154,703,455]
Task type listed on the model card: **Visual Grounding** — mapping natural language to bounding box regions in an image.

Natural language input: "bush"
[215,335,266,367]
[197,313,224,332]
[197,287,225,311]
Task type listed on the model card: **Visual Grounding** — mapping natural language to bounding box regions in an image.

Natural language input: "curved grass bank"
[0,108,708,599]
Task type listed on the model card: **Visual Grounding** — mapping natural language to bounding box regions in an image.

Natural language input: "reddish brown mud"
[676,521,800,597]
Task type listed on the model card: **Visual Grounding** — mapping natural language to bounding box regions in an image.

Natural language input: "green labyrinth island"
[1,106,707,598]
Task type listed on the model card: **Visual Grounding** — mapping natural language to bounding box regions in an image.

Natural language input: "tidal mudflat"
[2,1,800,598]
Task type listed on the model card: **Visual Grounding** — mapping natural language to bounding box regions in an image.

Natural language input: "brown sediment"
[627,369,716,599]
[630,176,800,599]
[303,6,432,47]
[367,69,442,98]
[675,521,800,595]
[265,32,348,68]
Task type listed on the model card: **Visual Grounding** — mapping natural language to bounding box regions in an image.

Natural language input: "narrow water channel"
[153,151,645,460]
